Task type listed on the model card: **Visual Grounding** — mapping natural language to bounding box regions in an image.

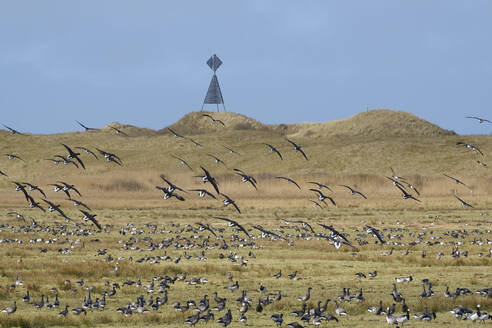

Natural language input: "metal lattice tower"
[202,54,226,112]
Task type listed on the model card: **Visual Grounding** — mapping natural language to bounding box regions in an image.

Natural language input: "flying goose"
[74,146,99,160]
[307,181,332,192]
[207,154,226,166]
[25,195,46,212]
[390,167,406,181]
[62,144,85,169]
[284,219,315,233]
[275,176,301,189]
[365,225,386,244]
[340,185,367,199]
[66,198,91,211]
[13,181,30,200]
[168,128,184,138]
[443,173,470,188]
[220,193,241,214]
[189,189,216,199]
[309,189,336,206]
[155,186,185,201]
[172,155,193,170]
[0,169,7,176]
[53,155,79,167]
[41,199,72,222]
[234,169,257,190]
[4,153,24,161]
[188,138,204,147]
[95,148,122,165]
[76,120,98,131]
[160,175,187,193]
[286,139,308,160]
[109,126,128,136]
[199,167,220,194]
[48,183,71,198]
[309,200,324,208]
[457,141,484,156]
[223,145,239,155]
[264,144,283,160]
[2,124,26,135]
[214,217,250,238]
[58,181,82,197]
[79,210,102,230]
[252,225,287,241]
[394,184,421,202]
[202,113,225,126]
[466,116,491,123]
[20,182,46,197]
[454,193,473,208]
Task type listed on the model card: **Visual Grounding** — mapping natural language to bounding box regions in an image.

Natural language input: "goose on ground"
[297,287,312,302]
[1,301,16,314]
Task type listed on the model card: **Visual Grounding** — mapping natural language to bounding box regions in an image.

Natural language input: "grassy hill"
[0,109,490,209]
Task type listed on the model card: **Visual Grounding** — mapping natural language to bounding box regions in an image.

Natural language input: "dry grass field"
[0,109,491,327]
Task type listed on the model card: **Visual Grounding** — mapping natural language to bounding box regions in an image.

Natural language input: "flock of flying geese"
[1,114,491,326]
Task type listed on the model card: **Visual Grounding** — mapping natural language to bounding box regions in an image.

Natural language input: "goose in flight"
[223,145,240,155]
[234,168,257,190]
[318,223,355,248]
[66,198,91,211]
[2,124,26,135]
[214,217,250,238]
[390,167,406,181]
[5,153,24,161]
[286,139,308,160]
[202,113,225,126]
[109,126,128,136]
[75,147,98,160]
[443,174,470,188]
[188,138,204,147]
[307,182,332,192]
[76,120,98,131]
[309,189,336,206]
[207,154,226,166]
[189,188,216,199]
[395,184,421,202]
[58,181,82,197]
[171,155,192,170]
[155,186,185,201]
[252,225,286,240]
[53,155,79,168]
[196,222,217,237]
[275,176,301,190]
[160,175,187,193]
[62,144,85,169]
[364,225,385,244]
[264,144,283,160]
[42,199,72,222]
[13,181,30,200]
[95,148,122,165]
[21,182,46,198]
[199,167,220,194]
[48,183,71,198]
[466,116,491,124]
[167,128,184,138]
[44,158,62,165]
[457,141,484,156]
[79,210,102,230]
[339,185,367,199]
[454,193,473,208]
[26,194,46,212]
[0,169,7,176]
[220,193,241,213]
[309,200,324,209]
[284,219,315,233]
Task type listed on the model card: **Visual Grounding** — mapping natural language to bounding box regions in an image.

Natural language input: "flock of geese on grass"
[1,114,491,326]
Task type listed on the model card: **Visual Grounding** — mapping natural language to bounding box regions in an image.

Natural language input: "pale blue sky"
[1,1,491,134]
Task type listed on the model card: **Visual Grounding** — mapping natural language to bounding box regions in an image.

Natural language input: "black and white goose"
[214,217,250,238]
[76,120,98,131]
[4,153,24,161]
[0,169,7,176]
[395,184,421,202]
[264,144,283,160]
[275,176,301,190]
[171,155,193,170]
[168,128,184,138]
[189,189,216,199]
[202,113,225,126]
[286,139,308,160]
[198,167,220,194]
[58,181,82,197]
[223,145,239,155]
[188,138,204,147]
[25,195,46,212]
[220,193,241,214]
[466,116,491,124]
[2,124,26,135]
[234,169,257,190]
[340,185,367,199]
[95,148,122,165]
[454,193,473,208]
[21,182,46,198]
[443,173,470,189]
[155,186,185,201]
[457,141,484,156]
[53,155,79,168]
[1,301,16,314]
[62,144,86,169]
[309,189,336,206]
[307,181,332,192]
[79,210,102,230]
[74,146,99,160]
[207,154,226,166]
[41,199,72,222]
[109,126,128,136]
[66,198,91,211]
